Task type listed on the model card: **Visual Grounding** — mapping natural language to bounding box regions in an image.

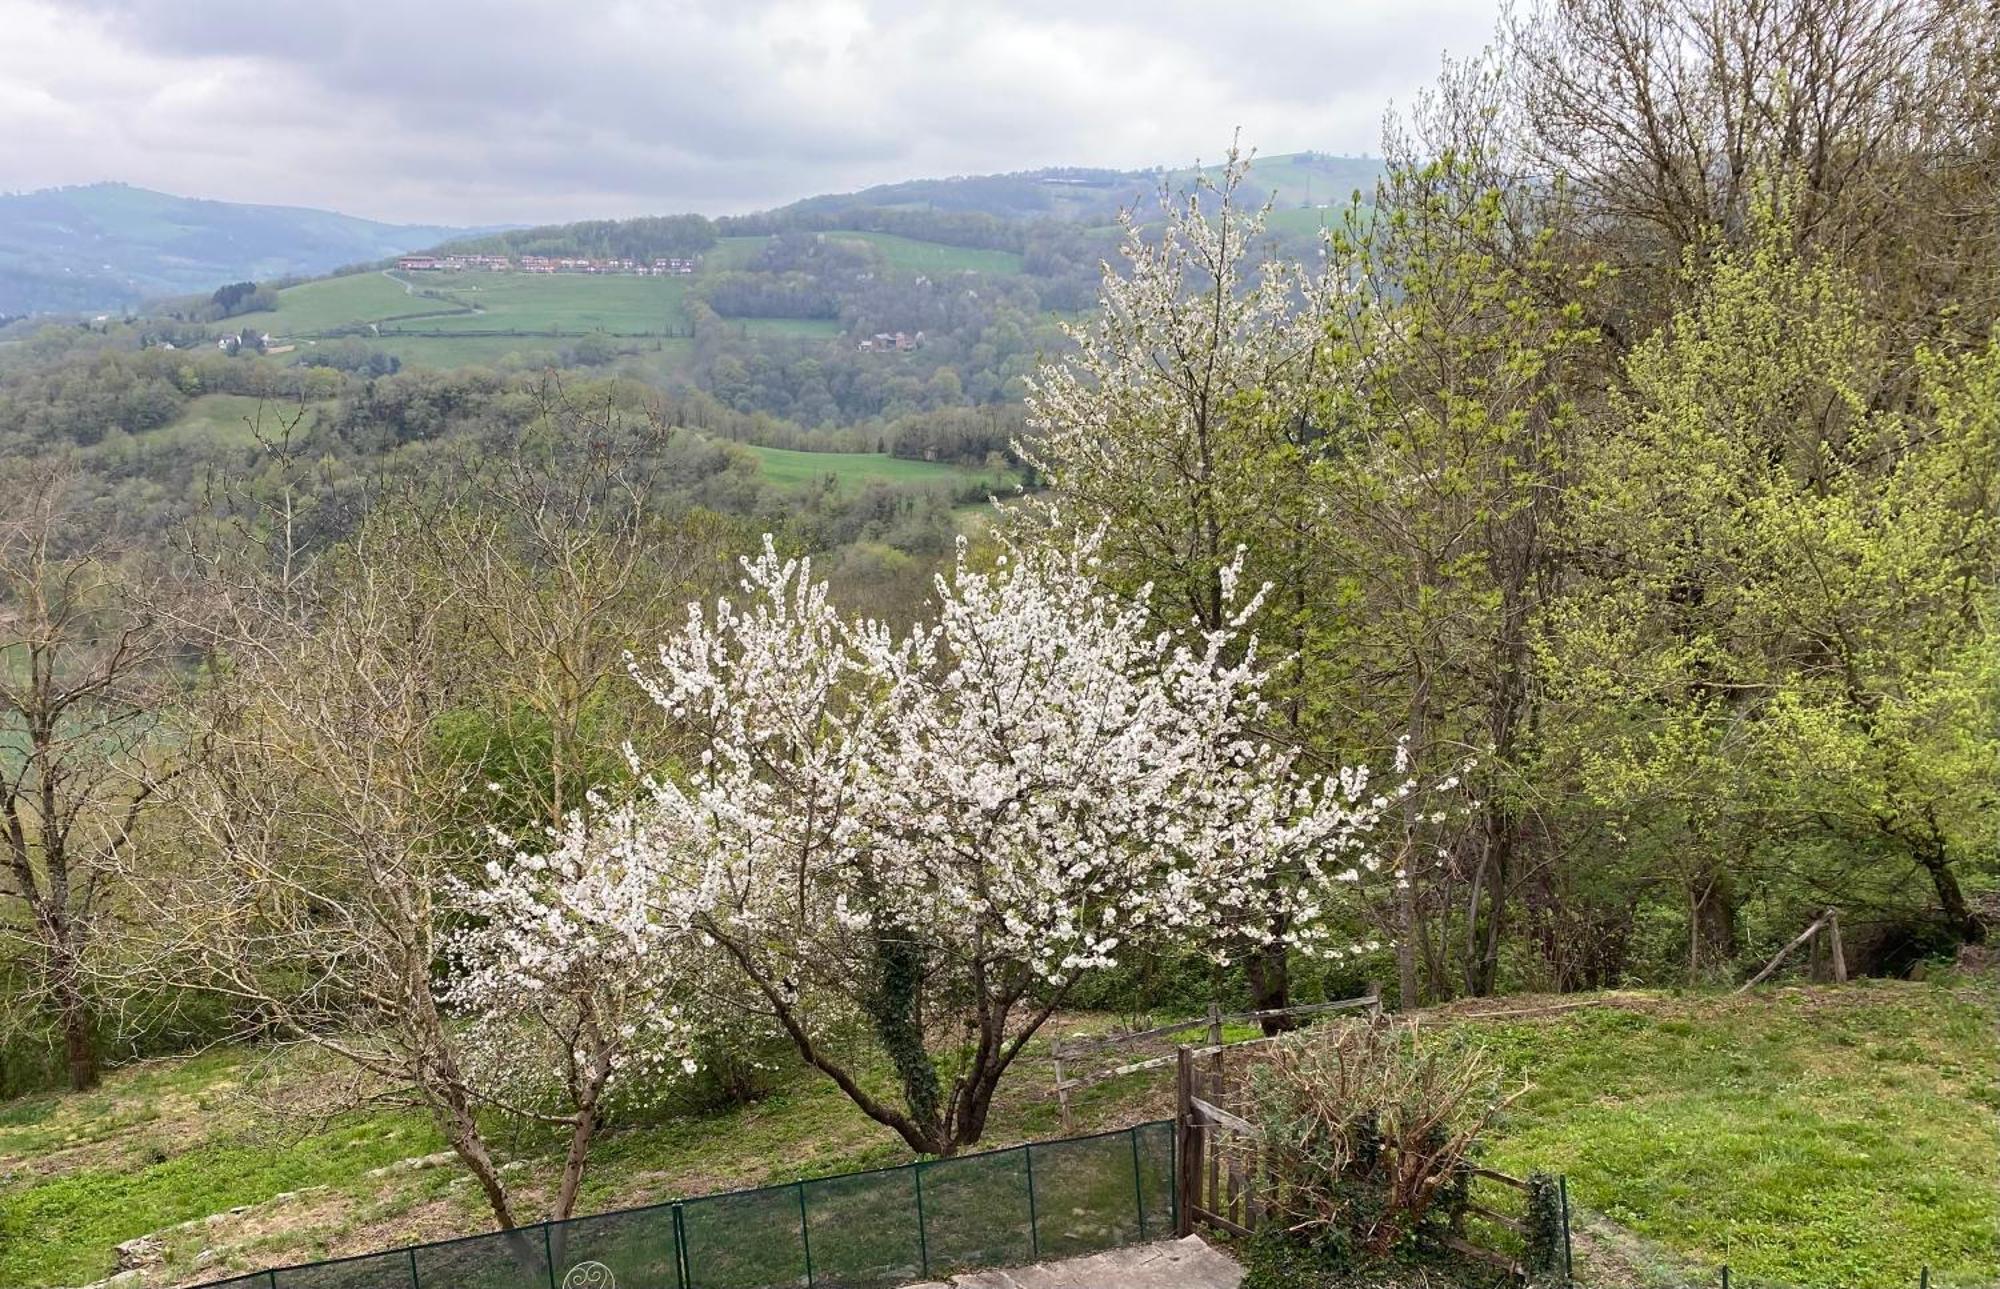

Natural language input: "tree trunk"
[1245,938,1293,1035]
[1398,858,1420,1011]
[1914,837,1985,944]
[438,1090,517,1229]
[59,975,98,1092]
[554,1105,596,1222]
[1463,814,1512,998]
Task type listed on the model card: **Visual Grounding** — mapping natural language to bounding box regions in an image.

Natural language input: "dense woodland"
[0,0,1994,1250]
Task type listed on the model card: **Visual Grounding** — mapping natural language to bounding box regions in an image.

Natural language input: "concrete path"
[908,1236,1241,1289]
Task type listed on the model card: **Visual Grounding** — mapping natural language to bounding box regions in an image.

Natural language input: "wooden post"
[1053,1042,1073,1135]
[1206,1002,1224,1102]
[1366,979,1383,1017]
[1175,1046,1196,1237]
[1828,909,1848,983]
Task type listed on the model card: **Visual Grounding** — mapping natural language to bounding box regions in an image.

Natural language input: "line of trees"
[1024,0,1998,1012]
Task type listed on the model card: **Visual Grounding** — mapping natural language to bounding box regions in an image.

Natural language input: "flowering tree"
[1017,144,1352,1023]
[489,524,1409,1156]
[449,807,707,1220]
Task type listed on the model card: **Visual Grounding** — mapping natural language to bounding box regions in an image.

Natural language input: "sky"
[0,0,1503,228]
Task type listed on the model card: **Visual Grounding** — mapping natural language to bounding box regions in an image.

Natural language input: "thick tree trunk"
[1914,837,1985,944]
[1688,868,1738,980]
[44,930,99,1092]
[1398,863,1421,1011]
[60,976,98,1092]
[1462,801,1518,997]
[1245,939,1293,1035]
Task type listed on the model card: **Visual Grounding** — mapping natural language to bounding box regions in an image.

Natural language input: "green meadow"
[825,231,1024,275]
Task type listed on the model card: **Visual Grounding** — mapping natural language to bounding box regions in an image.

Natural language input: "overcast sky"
[1,0,1502,228]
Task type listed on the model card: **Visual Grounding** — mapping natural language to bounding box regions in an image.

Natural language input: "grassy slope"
[824,232,1024,275]
[400,274,690,335]
[2,983,1989,1289]
[1467,984,1998,1289]
[737,443,1012,491]
[229,272,444,336]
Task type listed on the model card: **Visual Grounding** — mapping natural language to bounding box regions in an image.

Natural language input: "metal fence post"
[1559,1174,1574,1280]
[266,1271,278,1289]
[913,1164,931,1279]
[1129,1126,1148,1241]
[542,1223,559,1289]
[406,1246,419,1289]
[672,1202,690,1289]
[1024,1145,1042,1260]
[796,1181,814,1287]
[1722,1264,1731,1289]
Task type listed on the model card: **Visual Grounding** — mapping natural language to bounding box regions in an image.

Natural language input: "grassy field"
[1466,985,1999,1289]
[824,231,1024,275]
[718,316,844,340]
[738,443,1015,492]
[136,393,312,450]
[228,272,455,336]
[1,983,1990,1289]
[705,235,773,270]
[390,273,690,335]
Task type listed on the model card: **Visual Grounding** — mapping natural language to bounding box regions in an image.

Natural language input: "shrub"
[1246,1019,1508,1259]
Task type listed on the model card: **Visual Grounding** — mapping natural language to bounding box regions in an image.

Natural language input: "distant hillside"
[0,184,482,315]
[774,151,1386,224]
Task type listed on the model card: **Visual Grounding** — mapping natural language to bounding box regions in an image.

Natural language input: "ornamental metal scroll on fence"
[189,1120,1177,1289]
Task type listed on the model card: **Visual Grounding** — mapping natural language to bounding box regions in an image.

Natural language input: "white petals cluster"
[447,797,710,1098]
[460,523,1408,1062]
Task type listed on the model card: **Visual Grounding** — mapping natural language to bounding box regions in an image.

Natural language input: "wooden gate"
[1171,1037,1550,1281]
[1173,1042,1263,1236]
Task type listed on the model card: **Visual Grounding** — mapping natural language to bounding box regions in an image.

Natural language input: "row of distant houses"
[395,253,698,275]
[858,330,925,352]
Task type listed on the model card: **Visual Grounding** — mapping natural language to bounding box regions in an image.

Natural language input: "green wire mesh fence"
[192,1121,1177,1289]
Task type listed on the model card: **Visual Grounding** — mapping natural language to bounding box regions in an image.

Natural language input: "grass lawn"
[0,983,1989,1289]
[367,334,569,370]
[824,232,1023,275]
[235,271,692,347]
[1463,983,1999,1289]
[139,393,313,450]
[738,443,1017,492]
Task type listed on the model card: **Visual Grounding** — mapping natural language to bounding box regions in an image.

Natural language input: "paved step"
[906,1235,1241,1289]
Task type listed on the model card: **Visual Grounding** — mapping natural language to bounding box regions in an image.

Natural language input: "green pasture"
[739,443,1016,491]
[824,232,1023,275]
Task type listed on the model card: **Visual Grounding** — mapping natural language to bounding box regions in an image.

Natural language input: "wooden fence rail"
[1053,986,1381,1131]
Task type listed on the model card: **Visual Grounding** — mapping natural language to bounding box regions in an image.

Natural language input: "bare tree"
[122,386,737,1226]
[0,463,177,1091]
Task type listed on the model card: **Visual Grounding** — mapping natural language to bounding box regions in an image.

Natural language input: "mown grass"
[738,443,1017,492]
[1464,983,1998,1289]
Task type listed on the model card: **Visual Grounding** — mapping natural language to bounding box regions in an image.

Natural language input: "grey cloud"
[8,0,1499,225]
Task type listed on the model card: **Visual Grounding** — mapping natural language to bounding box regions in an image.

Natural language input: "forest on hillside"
[0,2,1994,1276]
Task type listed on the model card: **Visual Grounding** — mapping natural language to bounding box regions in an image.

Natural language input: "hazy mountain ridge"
[0,183,482,316]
